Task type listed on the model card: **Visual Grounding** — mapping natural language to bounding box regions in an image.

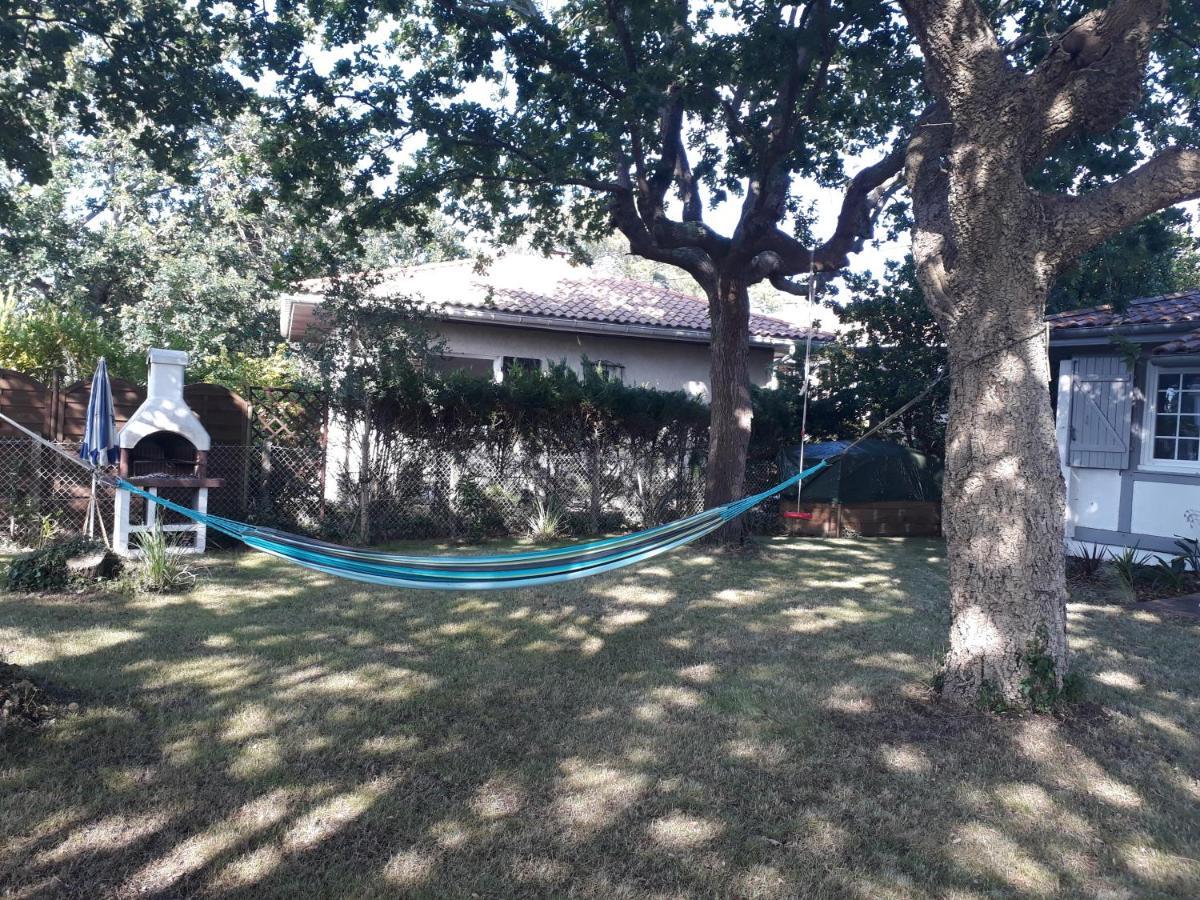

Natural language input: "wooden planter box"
[781,500,941,537]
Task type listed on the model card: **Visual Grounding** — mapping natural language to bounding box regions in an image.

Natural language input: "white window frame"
[495,355,542,382]
[1139,363,1200,473]
[594,359,625,381]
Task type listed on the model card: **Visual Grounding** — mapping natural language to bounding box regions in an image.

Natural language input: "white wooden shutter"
[1069,355,1133,469]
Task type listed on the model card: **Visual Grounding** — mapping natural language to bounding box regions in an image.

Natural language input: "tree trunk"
[896,0,1200,711]
[705,274,753,543]
[933,275,1068,707]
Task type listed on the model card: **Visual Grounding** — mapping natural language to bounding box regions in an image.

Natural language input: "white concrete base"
[114,486,208,557]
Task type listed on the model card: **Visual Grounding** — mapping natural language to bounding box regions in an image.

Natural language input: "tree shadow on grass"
[1,537,1197,898]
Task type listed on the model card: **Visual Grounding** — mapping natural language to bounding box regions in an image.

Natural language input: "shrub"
[454,478,508,541]
[0,492,60,551]
[1153,555,1189,593]
[1109,545,1151,599]
[1066,543,1107,581]
[525,498,564,544]
[562,510,625,536]
[4,537,108,592]
[1173,536,1200,574]
[130,528,196,593]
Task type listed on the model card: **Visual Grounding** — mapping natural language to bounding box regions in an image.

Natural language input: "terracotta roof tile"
[470,276,824,342]
[1047,288,1200,331]
[1152,328,1200,355]
[292,255,828,343]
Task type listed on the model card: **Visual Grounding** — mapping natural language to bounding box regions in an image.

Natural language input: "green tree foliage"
[2,116,296,372]
[0,1,260,219]
[820,208,1198,461]
[0,105,466,389]
[256,0,926,528]
[262,1,920,260]
[304,273,441,432]
[1048,209,1200,314]
[0,290,134,382]
[812,259,948,457]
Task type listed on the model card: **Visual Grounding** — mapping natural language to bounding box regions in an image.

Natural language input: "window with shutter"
[1069,356,1133,469]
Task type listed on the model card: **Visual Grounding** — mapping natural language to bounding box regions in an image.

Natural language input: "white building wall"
[1129,480,1200,538]
[1057,354,1200,556]
[1066,468,1122,532]
[433,320,778,395]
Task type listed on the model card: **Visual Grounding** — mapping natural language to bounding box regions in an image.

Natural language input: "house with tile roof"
[1049,288,1200,557]
[281,254,827,399]
[283,254,829,499]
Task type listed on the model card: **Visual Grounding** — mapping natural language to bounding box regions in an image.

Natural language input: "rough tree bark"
[705,275,754,540]
[900,0,1200,706]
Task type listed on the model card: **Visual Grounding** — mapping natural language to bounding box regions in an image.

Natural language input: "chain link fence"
[0,435,780,549]
[323,440,781,543]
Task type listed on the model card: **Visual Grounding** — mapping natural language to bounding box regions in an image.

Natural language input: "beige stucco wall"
[432,319,779,396]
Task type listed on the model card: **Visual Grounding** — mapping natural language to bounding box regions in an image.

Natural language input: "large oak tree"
[262,0,924,538]
[899,0,1200,706]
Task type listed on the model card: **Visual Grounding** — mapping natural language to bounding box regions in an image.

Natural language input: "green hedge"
[361,358,799,460]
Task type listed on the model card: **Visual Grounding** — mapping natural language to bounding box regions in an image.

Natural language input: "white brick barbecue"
[113,349,222,556]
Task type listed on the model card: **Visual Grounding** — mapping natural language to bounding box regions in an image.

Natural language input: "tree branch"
[1022,0,1165,166]
[903,101,958,323]
[731,0,834,264]
[812,137,909,269]
[450,133,625,193]
[604,1,702,226]
[742,111,926,286]
[737,17,844,245]
[1046,146,1200,269]
[608,189,718,292]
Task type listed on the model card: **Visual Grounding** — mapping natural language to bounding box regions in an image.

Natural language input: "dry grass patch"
[1,537,1197,898]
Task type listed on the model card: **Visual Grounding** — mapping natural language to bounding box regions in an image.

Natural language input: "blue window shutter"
[1069,355,1133,469]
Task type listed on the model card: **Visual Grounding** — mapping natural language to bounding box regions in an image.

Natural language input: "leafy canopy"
[0,101,466,390]
[261,0,922,293]
[0,1,263,219]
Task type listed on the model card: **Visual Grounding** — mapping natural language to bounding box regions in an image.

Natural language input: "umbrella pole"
[86,473,96,539]
[95,476,111,549]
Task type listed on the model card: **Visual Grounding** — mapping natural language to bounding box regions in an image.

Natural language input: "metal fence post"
[358,410,371,544]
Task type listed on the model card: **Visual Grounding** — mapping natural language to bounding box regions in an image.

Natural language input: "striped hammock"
[119,459,828,590]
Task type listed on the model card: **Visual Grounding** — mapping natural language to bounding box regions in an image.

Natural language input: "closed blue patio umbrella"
[79,358,119,542]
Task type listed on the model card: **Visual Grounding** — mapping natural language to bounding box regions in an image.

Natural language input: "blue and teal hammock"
[0,406,830,591]
[114,460,828,591]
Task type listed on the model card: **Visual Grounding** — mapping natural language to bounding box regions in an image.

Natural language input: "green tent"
[776,439,941,503]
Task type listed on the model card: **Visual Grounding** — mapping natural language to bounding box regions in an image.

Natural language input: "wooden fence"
[0,369,256,444]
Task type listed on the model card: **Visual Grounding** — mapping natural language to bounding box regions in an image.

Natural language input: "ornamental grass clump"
[525,498,564,545]
[1108,545,1150,601]
[131,527,196,593]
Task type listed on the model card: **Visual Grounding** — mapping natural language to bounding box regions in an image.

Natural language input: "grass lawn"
[1,537,1198,899]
